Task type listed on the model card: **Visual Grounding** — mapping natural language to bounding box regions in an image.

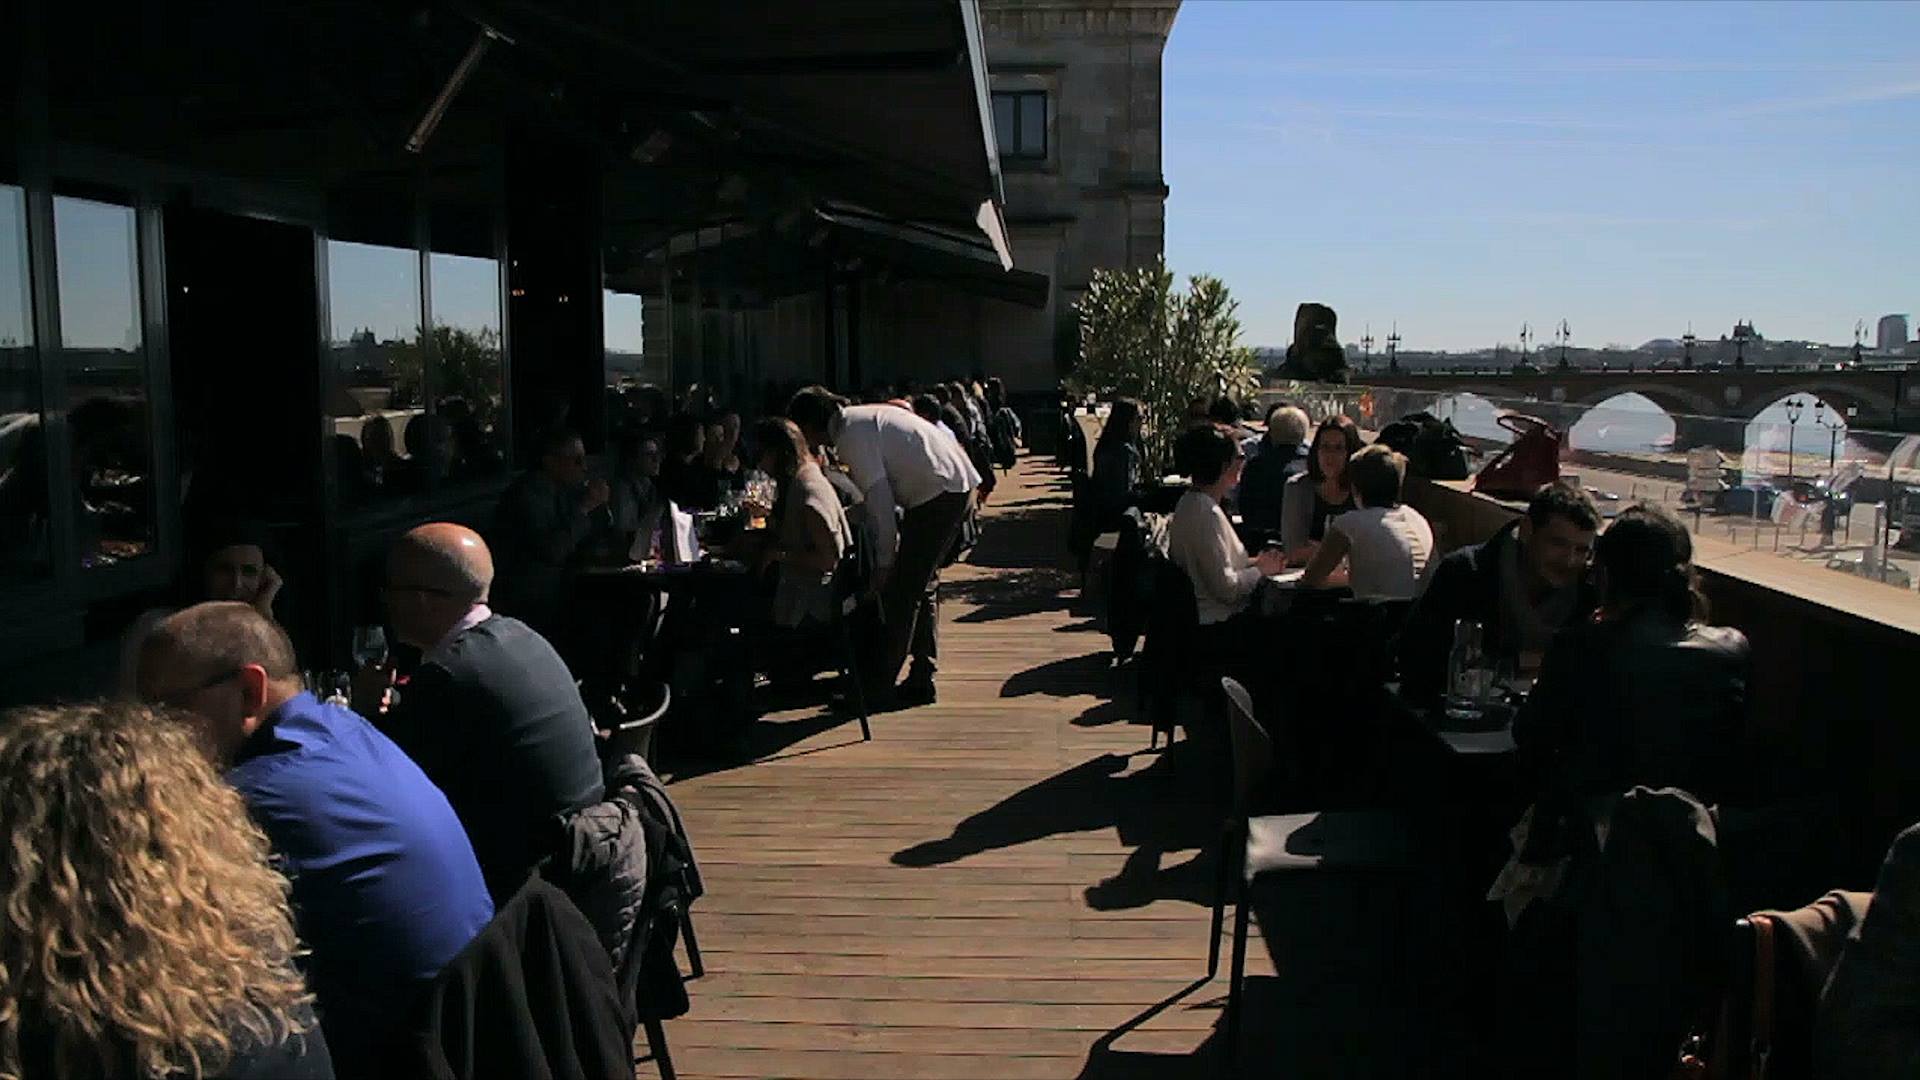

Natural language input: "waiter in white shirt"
[789,387,981,707]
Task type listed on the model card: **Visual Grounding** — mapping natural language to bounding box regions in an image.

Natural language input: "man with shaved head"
[138,601,492,1074]
[363,523,605,904]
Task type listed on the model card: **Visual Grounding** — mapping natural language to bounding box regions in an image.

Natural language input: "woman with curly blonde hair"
[0,701,331,1079]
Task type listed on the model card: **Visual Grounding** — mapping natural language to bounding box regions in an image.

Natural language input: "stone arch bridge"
[1349,368,1920,454]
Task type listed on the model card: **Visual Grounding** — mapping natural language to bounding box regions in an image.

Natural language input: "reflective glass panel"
[992,93,1017,155]
[327,240,422,503]
[55,195,154,567]
[1019,92,1047,156]
[429,250,505,480]
[0,185,48,578]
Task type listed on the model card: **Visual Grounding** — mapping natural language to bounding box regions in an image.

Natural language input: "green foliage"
[1070,259,1257,472]
[390,324,503,423]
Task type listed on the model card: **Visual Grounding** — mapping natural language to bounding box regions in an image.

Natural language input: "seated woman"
[1301,444,1433,600]
[0,701,331,1078]
[1514,503,1751,806]
[1282,415,1362,566]
[1168,424,1289,638]
[750,417,851,629]
[117,518,283,695]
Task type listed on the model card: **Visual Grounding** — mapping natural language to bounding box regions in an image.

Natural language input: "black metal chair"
[1139,557,1200,750]
[830,530,874,742]
[1210,677,1417,1065]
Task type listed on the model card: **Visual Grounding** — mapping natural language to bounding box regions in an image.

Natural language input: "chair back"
[1139,556,1199,693]
[832,517,875,618]
[1220,677,1273,818]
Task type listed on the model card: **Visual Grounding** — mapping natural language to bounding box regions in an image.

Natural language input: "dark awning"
[815,205,1046,307]
[628,203,1047,309]
[476,0,1011,263]
[25,2,1012,264]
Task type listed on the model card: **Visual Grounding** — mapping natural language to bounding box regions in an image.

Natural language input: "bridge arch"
[1732,380,1895,426]
[1568,392,1676,453]
[1567,382,1719,421]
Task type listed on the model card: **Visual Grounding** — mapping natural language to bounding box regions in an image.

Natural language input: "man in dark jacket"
[1237,404,1311,535]
[489,428,610,638]
[361,523,606,905]
[1397,481,1602,702]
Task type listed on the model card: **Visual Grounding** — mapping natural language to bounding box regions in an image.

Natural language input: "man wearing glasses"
[359,523,605,906]
[489,427,611,639]
[136,601,493,1075]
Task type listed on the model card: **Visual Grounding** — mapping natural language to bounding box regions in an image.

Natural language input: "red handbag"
[1472,413,1564,501]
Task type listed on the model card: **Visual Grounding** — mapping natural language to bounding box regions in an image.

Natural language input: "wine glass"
[352,625,388,670]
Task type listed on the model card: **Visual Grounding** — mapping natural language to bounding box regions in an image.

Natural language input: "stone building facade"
[980,0,1181,394]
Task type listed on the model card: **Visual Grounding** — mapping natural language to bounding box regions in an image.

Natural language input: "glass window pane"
[327,240,424,503]
[429,250,505,481]
[0,184,49,578]
[992,94,1017,156]
[605,289,668,435]
[55,196,154,568]
[1019,93,1047,157]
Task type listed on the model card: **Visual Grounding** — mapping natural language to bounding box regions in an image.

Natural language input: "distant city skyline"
[1163,1,1920,354]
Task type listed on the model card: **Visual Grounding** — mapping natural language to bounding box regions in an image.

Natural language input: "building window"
[992,90,1048,161]
[0,185,49,580]
[54,195,156,569]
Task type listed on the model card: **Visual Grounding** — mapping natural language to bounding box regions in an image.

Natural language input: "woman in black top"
[1282,414,1362,564]
[1514,503,1751,805]
[1089,398,1143,530]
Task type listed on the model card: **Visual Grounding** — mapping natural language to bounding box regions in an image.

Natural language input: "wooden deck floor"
[657,455,1275,1079]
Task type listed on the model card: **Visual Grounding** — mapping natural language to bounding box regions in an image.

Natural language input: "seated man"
[1397,480,1601,703]
[1167,424,1289,641]
[362,523,606,904]
[489,428,610,637]
[1237,404,1311,535]
[1302,444,1433,601]
[1513,503,1749,805]
[137,601,493,1074]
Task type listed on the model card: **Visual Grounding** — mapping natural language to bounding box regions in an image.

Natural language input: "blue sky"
[1163,1,1920,352]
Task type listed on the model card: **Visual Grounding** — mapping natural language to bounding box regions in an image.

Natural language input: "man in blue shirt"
[137,601,494,1073]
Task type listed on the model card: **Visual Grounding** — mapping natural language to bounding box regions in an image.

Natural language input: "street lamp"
[1386,324,1400,374]
[1361,325,1375,374]
[1814,401,1845,472]
[1784,398,1804,486]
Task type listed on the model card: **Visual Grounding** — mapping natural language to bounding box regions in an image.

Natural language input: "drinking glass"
[1445,619,1489,721]
[352,625,388,670]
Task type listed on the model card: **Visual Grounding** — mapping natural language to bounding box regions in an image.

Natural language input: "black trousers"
[876,490,971,689]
